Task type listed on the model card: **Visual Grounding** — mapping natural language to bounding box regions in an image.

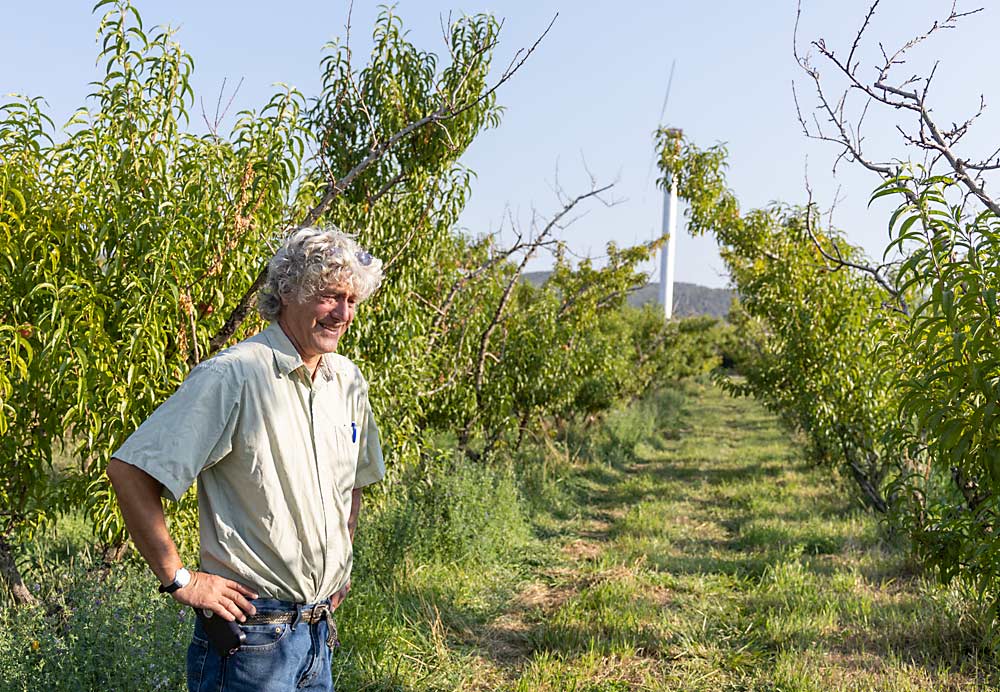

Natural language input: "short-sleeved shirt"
[112,323,385,603]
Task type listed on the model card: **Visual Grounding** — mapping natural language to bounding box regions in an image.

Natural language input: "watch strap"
[158,567,190,594]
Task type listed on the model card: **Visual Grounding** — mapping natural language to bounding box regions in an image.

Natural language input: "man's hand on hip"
[173,571,258,621]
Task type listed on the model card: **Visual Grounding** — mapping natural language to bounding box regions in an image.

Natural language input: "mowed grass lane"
[467,383,997,691]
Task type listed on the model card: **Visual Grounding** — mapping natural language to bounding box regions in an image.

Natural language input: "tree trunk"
[0,536,35,606]
[845,456,888,514]
[101,539,130,565]
[951,466,988,513]
[836,430,888,514]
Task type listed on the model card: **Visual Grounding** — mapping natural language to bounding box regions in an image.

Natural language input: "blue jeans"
[187,598,335,692]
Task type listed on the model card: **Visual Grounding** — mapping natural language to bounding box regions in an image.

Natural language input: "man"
[107,227,385,691]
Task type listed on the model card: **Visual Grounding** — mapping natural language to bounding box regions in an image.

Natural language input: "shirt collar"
[262,323,344,383]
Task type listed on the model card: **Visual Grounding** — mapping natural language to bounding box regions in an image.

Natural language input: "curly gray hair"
[257,226,384,322]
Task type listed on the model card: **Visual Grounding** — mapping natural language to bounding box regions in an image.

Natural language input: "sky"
[3,1,998,288]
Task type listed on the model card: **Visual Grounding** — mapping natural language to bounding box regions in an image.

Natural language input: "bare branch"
[342,0,380,148]
[465,185,612,433]
[803,163,908,314]
[847,1,880,76]
[794,0,1000,234]
[207,270,268,354]
[463,182,614,444]
[199,76,243,138]
[408,289,447,318]
[367,170,409,208]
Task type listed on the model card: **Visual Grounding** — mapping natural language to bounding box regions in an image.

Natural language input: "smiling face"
[277,282,358,373]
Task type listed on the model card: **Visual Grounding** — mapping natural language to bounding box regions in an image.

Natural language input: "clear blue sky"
[3,1,997,288]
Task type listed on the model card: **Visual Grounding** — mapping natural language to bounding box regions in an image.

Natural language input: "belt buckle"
[310,603,330,623]
[306,602,339,650]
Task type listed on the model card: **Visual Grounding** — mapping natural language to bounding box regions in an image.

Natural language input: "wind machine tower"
[658,127,682,320]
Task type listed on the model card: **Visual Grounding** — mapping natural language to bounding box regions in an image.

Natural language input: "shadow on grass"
[830,610,997,683]
[726,578,1000,688]
[538,385,1000,686]
[527,619,669,660]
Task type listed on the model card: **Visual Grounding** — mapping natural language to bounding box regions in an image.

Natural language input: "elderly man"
[107,227,385,691]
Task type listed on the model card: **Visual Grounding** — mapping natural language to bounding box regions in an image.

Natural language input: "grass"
[490,383,999,691]
[2,381,997,690]
[373,381,997,691]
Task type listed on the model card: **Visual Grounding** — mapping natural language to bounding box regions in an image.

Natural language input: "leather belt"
[244,603,339,649]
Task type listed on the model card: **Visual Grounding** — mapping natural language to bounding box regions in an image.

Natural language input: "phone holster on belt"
[197,609,246,657]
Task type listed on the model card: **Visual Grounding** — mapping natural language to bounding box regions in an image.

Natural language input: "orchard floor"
[6,383,999,691]
[365,383,999,691]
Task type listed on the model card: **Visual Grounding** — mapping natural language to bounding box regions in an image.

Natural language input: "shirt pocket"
[324,423,360,495]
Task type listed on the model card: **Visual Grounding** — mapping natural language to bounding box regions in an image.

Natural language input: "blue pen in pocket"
[351,421,357,443]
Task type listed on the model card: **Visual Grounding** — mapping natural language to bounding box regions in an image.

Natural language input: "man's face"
[279,283,357,366]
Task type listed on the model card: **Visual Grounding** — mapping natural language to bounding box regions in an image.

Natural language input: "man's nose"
[330,301,348,320]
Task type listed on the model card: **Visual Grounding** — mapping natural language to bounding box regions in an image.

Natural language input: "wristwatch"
[158,567,192,594]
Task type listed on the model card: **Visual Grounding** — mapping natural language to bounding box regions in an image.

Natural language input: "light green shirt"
[113,323,385,603]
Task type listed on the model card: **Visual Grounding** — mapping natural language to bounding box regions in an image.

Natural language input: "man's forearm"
[106,457,182,585]
[330,487,365,610]
[107,457,259,620]
[348,487,363,542]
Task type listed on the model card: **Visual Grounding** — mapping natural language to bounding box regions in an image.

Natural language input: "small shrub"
[355,449,532,581]
[0,560,189,691]
[595,387,686,465]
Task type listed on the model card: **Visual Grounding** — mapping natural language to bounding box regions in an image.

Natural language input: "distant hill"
[627,281,734,318]
[522,271,734,319]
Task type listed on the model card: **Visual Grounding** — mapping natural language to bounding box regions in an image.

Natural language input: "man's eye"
[320,293,356,304]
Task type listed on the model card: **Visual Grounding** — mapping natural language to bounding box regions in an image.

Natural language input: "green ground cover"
[489,383,998,691]
[2,383,996,690]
